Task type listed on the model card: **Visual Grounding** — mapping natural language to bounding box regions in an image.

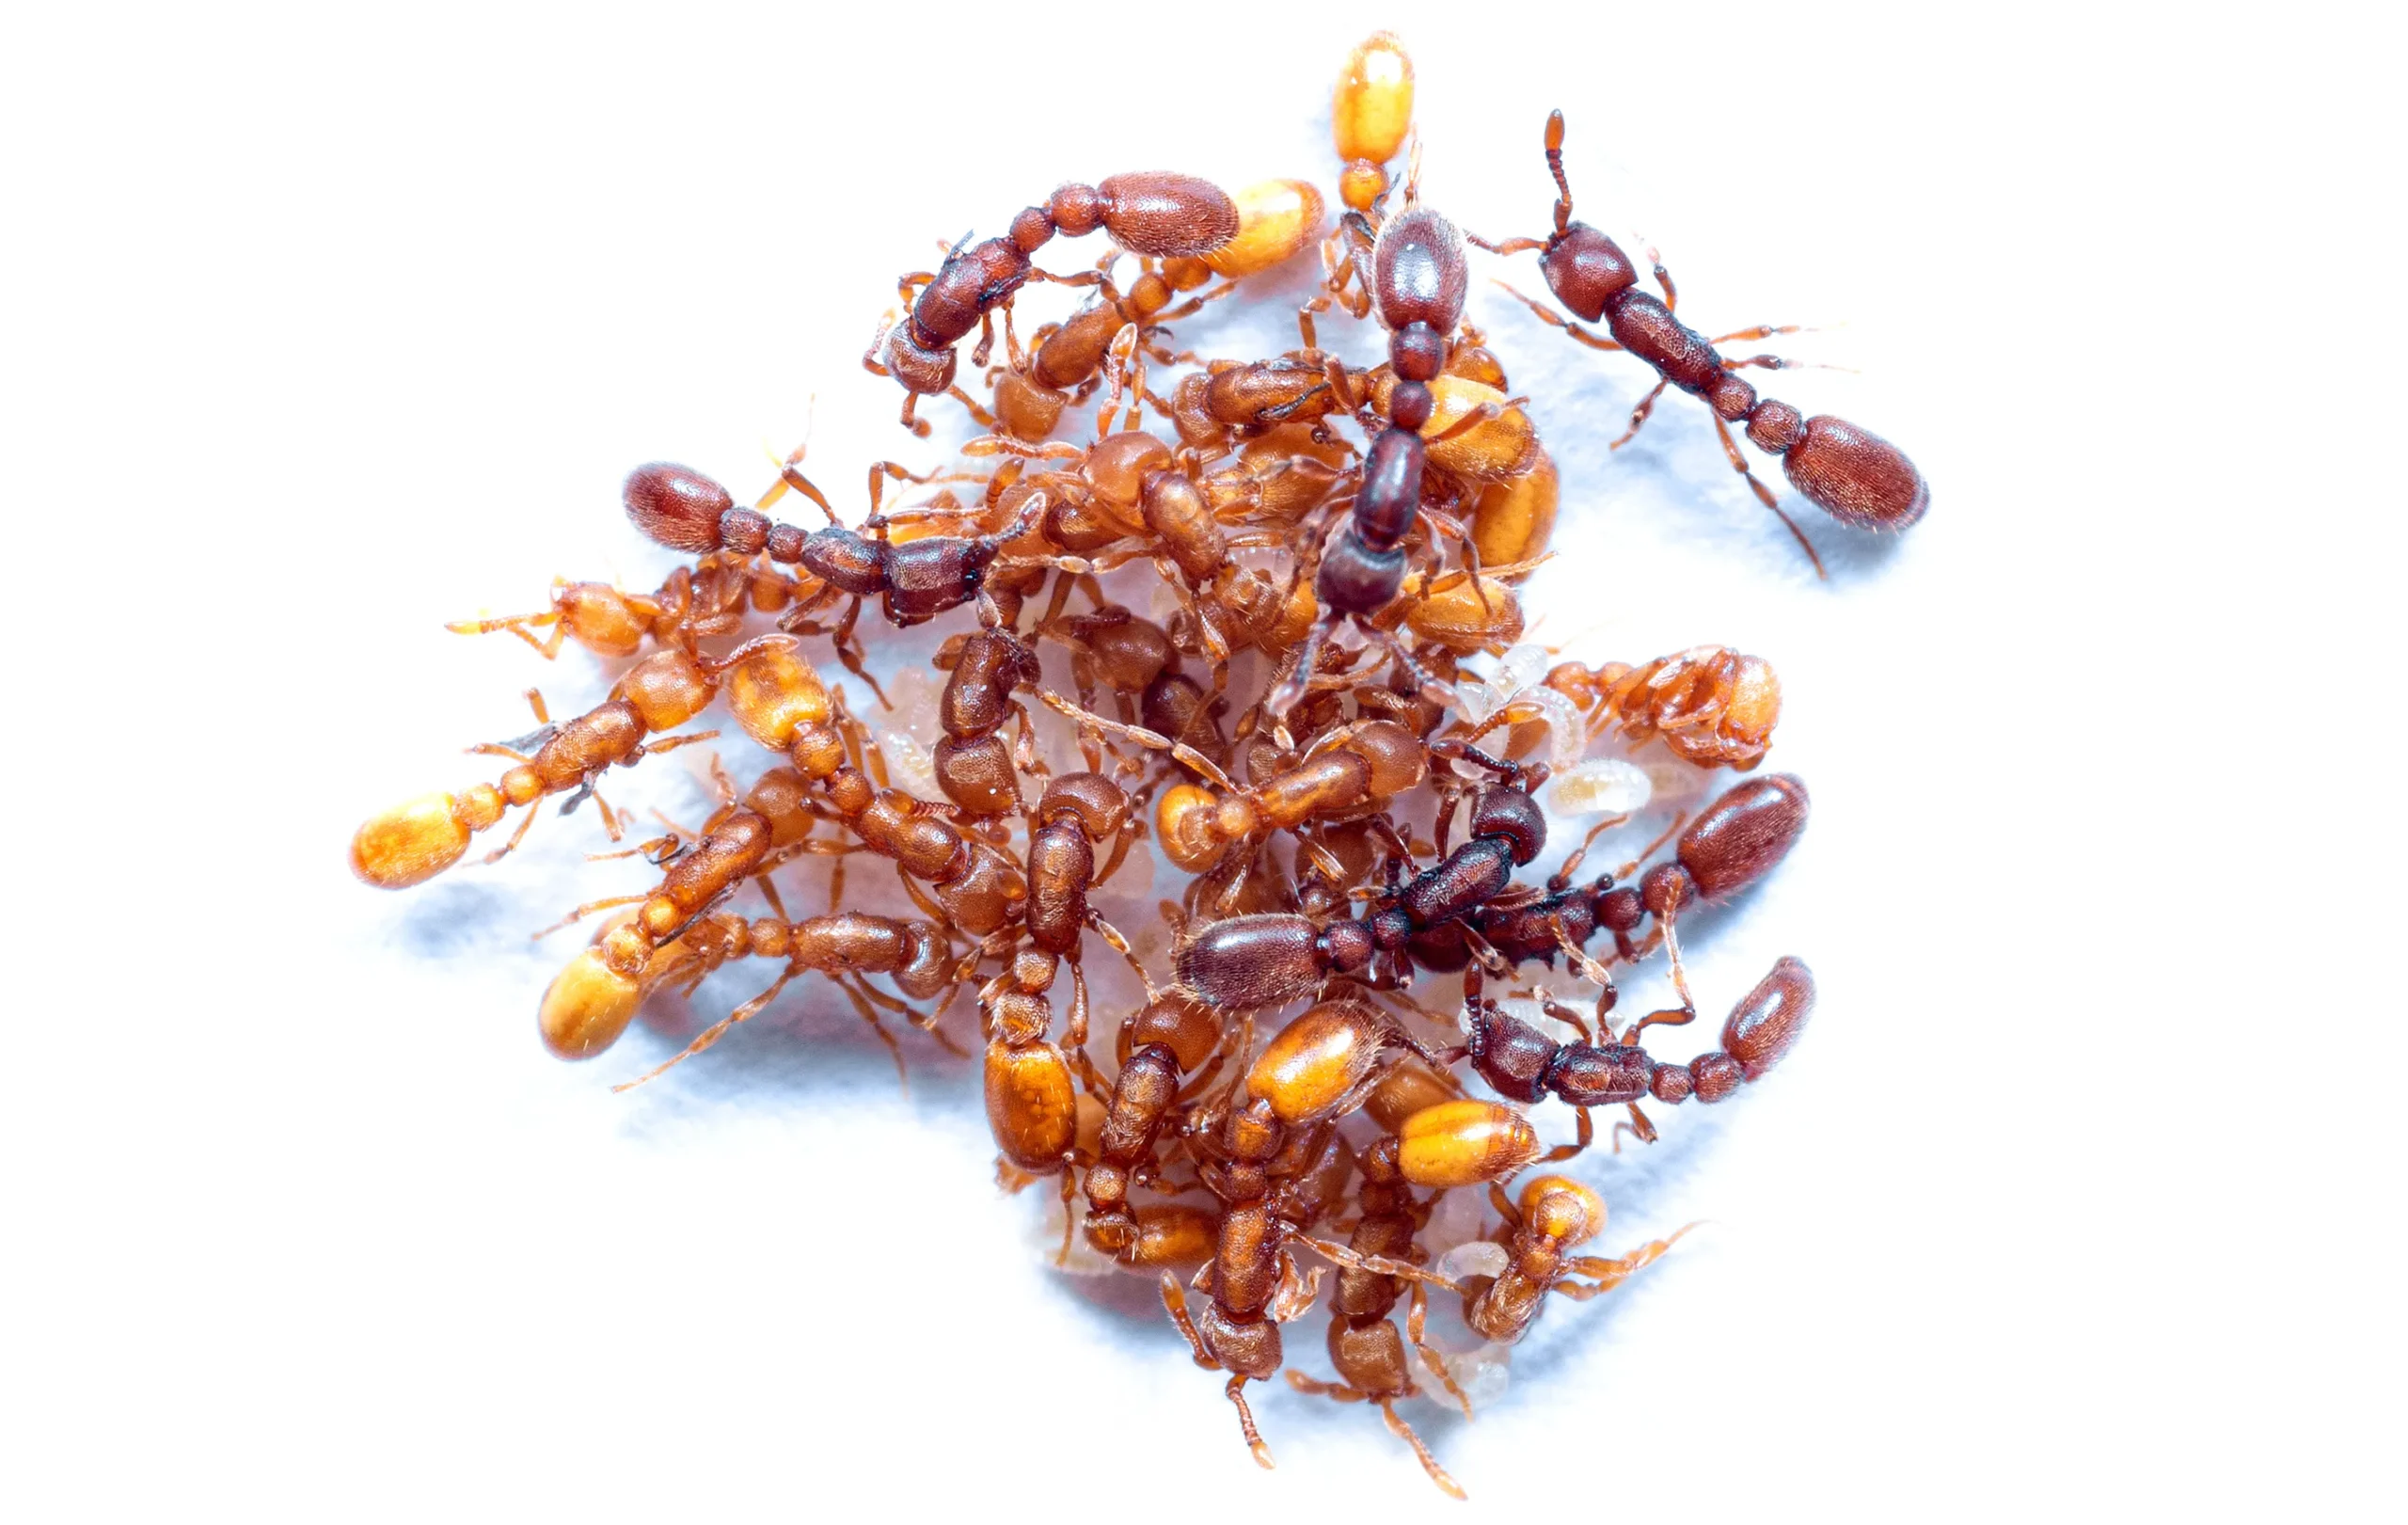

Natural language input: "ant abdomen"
[1180,913,1379,1012]
[1176,913,1332,1010]
[1777,414,1929,530]
[1245,999,1392,1126]
[1372,208,1470,334]
[1086,172,1242,257]
[622,462,734,553]
[1721,955,1815,1082]
[986,1040,1079,1174]
[1647,771,1812,913]
[1394,1099,1544,1189]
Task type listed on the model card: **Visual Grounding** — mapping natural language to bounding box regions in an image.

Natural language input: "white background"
[4,3,2393,1520]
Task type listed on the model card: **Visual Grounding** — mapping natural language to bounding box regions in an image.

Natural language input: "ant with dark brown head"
[1474,111,1928,573]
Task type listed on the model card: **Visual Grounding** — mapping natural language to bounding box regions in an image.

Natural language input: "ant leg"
[775,583,843,636]
[831,598,895,709]
[1038,565,1081,631]
[1712,322,1808,346]
[447,608,567,659]
[1426,398,1520,447]
[946,384,998,430]
[1171,1043,1231,1106]
[601,829,688,864]
[614,965,800,1092]
[1614,1102,1659,1150]
[1298,1236,1463,1292]
[1555,1224,1699,1299]
[1037,690,1241,793]
[835,976,911,1096]
[999,300,1026,371]
[481,802,543,866]
[1616,810,1690,882]
[1540,1106,1594,1163]
[1092,818,1137,886]
[1352,620,1456,711]
[1549,917,1619,1007]
[898,863,950,925]
[1159,1273,1213,1366]
[1712,414,1827,579]
[585,788,626,842]
[1153,280,1238,324]
[1285,1372,1367,1402]
[1027,264,1105,291]
[1608,379,1671,451]
[1379,1398,1467,1501]
[1536,987,1599,1045]
[1092,325,1139,439]
[528,894,647,941]
[1061,961,1110,1098]
[1491,280,1624,352]
[1644,246,1677,310]
[1295,834,1346,887]
[1552,815,1626,885]
[754,869,792,924]
[1406,1283,1473,1418]
[1087,913,1157,1003]
[1226,1375,1275,1470]
[1485,1181,1522,1232]
[1656,911,1701,1025]
[1464,230,1548,256]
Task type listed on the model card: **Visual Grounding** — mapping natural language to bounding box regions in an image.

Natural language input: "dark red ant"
[1474,112,1927,574]
[1453,956,1816,1149]
[1266,199,1521,716]
[621,458,1040,625]
[1170,742,1546,1011]
[867,174,1240,436]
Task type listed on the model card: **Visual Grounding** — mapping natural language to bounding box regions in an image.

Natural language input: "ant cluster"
[349,34,1923,1499]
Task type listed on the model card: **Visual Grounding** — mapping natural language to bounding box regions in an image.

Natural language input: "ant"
[545,908,959,1087]
[1158,998,1432,1469]
[1170,743,1549,1010]
[1038,695,1427,913]
[1285,1131,1470,1498]
[713,634,1031,940]
[348,642,741,890]
[1474,111,1928,573]
[868,173,1240,436]
[1453,955,1817,1147]
[1545,647,1782,772]
[1327,1172,1695,1353]
[981,771,1156,1200]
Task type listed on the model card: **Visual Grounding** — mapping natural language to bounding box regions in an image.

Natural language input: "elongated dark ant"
[1474,111,1928,574]
[1171,742,1547,1010]
[867,173,1240,436]
[1454,954,1817,1148]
